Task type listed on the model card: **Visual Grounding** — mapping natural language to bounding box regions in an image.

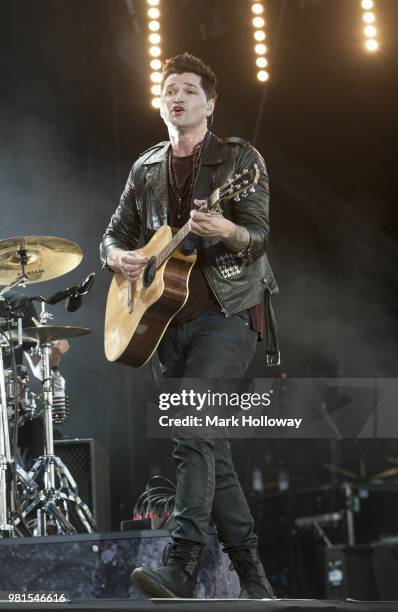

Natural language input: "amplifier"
[54,438,111,531]
[324,545,376,600]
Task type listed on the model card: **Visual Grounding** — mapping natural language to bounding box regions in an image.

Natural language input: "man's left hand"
[189,199,235,239]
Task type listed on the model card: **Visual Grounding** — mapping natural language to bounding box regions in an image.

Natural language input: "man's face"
[160,72,215,131]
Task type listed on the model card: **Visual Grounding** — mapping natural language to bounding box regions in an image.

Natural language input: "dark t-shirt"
[167,153,219,326]
[167,153,264,338]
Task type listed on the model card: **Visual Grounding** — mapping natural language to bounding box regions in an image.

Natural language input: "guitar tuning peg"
[243,179,248,185]
[242,191,248,197]
[234,195,241,202]
[250,186,256,193]
[243,168,249,174]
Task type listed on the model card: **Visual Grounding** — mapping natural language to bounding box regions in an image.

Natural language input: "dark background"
[1,0,398,535]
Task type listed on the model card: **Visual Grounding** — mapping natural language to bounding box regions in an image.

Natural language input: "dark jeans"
[157,311,258,551]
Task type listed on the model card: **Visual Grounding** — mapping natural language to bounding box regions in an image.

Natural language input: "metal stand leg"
[0,342,14,536]
[16,340,97,535]
[19,453,96,535]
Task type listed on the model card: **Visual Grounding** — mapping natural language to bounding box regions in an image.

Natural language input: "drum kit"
[0,235,96,538]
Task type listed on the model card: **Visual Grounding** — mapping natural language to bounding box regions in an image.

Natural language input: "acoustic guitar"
[104,165,259,368]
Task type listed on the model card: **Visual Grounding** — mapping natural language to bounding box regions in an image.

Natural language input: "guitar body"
[104,225,196,368]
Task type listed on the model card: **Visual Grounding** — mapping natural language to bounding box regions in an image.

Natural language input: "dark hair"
[161,52,217,100]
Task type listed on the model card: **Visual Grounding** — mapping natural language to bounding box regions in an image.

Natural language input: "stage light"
[148,8,160,19]
[150,72,162,83]
[257,70,269,82]
[363,11,375,23]
[147,2,162,108]
[360,1,378,53]
[251,3,269,83]
[255,43,267,55]
[364,25,377,37]
[149,46,161,57]
[252,3,264,15]
[365,39,378,51]
[148,20,160,31]
[254,30,266,42]
[148,33,161,44]
[256,57,268,68]
[252,16,265,28]
[150,58,162,70]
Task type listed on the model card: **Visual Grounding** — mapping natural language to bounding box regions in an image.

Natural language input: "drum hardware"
[51,368,69,425]
[0,330,14,536]
[295,512,345,548]
[0,295,30,537]
[0,237,96,537]
[16,301,96,536]
[12,324,91,345]
[323,460,398,482]
[5,366,41,426]
[0,235,83,286]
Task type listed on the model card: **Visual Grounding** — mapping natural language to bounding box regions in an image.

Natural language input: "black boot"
[131,540,203,598]
[229,547,274,599]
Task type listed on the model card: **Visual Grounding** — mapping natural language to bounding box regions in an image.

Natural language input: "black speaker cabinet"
[54,438,111,531]
[324,545,377,600]
[373,538,398,600]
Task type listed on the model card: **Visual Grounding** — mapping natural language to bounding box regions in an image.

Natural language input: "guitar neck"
[155,221,192,268]
[153,164,259,269]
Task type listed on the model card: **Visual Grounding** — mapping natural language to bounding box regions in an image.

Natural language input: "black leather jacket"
[100,131,280,365]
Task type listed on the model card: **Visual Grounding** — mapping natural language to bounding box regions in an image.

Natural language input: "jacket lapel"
[143,142,170,225]
[193,131,224,200]
[142,133,224,219]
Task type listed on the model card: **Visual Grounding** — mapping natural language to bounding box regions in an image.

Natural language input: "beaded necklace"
[168,139,204,221]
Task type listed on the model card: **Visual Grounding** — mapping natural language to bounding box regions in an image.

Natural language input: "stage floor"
[0,597,397,611]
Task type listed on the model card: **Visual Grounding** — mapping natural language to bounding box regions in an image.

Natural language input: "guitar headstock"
[206,164,260,213]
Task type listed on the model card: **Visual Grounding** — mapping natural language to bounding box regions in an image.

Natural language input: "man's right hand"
[106,248,148,281]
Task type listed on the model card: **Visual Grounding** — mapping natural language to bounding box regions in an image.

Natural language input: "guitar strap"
[264,290,281,367]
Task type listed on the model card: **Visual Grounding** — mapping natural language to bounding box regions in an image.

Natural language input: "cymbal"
[13,325,90,344]
[370,467,398,480]
[0,235,83,284]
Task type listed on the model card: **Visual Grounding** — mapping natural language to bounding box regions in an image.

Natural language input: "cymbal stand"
[0,248,30,299]
[19,304,96,535]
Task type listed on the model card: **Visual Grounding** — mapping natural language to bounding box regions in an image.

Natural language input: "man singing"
[100,53,278,599]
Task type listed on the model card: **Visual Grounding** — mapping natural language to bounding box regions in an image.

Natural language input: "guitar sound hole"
[142,256,157,288]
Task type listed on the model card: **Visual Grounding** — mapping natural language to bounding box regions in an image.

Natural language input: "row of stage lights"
[361,0,378,52]
[145,0,378,109]
[251,3,269,82]
[146,0,162,108]
[146,0,271,107]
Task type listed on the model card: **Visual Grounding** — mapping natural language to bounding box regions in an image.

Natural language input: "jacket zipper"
[202,266,231,317]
